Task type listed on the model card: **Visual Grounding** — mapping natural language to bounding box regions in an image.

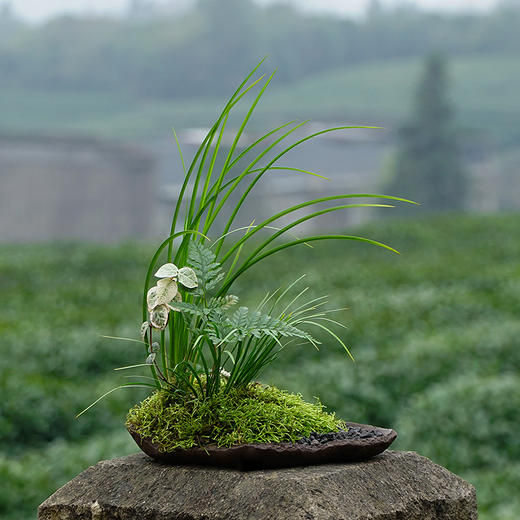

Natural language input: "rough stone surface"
[38,450,478,520]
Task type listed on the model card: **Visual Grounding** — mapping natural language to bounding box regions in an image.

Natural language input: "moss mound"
[126,384,344,451]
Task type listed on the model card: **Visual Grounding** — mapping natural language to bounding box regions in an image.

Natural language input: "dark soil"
[296,426,384,446]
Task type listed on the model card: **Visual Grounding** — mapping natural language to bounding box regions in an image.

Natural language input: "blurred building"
[0,134,154,242]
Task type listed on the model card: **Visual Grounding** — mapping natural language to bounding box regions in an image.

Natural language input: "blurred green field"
[1,213,519,518]
[1,53,519,146]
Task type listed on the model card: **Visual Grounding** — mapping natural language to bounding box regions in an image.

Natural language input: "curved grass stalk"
[114,363,159,371]
[172,128,186,176]
[255,291,274,312]
[203,120,310,238]
[288,296,330,318]
[168,59,267,258]
[219,193,413,265]
[249,166,329,180]
[225,220,256,280]
[198,111,229,214]
[187,163,330,247]
[213,125,384,256]
[220,120,296,174]
[271,275,307,314]
[76,383,154,418]
[100,335,146,345]
[183,70,267,231]
[279,287,310,316]
[203,71,277,232]
[208,121,311,237]
[225,202,394,284]
[299,319,354,361]
[134,63,416,402]
[201,121,297,208]
[219,234,399,295]
[307,316,350,330]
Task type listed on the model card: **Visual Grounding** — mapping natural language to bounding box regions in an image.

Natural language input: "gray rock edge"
[39,450,478,520]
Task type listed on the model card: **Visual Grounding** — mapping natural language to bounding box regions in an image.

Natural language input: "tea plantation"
[1,214,519,519]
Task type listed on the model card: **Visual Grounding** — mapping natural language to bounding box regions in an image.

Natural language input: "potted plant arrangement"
[80,61,411,469]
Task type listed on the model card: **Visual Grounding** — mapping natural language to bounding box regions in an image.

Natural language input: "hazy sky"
[9,0,499,23]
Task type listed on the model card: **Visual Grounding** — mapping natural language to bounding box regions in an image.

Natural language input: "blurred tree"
[0,1,12,18]
[127,0,157,19]
[1,4,519,100]
[384,54,468,212]
[196,0,259,93]
[366,0,384,19]
[0,1,21,37]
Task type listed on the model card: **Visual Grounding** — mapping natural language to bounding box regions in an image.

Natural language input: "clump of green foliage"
[2,214,520,519]
[127,383,343,450]
[77,61,414,460]
[88,60,410,407]
[78,61,411,416]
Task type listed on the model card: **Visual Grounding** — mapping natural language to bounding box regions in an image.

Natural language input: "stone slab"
[38,450,478,520]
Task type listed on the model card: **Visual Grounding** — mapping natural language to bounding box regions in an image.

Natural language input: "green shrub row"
[1,213,519,519]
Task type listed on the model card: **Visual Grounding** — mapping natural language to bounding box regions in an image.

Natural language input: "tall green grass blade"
[200,112,229,208]
[220,234,399,294]
[76,383,154,418]
[203,71,276,234]
[173,127,186,175]
[168,59,267,257]
[212,120,310,252]
[250,166,330,180]
[222,120,296,174]
[100,335,146,345]
[228,203,394,276]
[214,126,385,254]
[114,364,156,371]
[220,195,409,264]
[300,319,355,361]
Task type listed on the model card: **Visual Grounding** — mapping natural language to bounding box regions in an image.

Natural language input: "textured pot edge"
[127,421,398,469]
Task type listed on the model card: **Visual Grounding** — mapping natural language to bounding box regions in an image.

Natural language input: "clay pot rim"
[128,421,394,453]
[127,421,397,469]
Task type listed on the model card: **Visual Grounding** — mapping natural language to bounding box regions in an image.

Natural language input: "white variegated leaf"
[156,278,178,304]
[168,291,183,311]
[178,266,198,289]
[150,304,170,330]
[147,286,159,311]
[154,263,179,279]
[146,353,156,365]
[140,321,149,339]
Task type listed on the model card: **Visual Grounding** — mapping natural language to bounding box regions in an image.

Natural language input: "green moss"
[126,384,344,451]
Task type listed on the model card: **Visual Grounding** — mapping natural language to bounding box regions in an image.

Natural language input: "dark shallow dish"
[127,422,397,470]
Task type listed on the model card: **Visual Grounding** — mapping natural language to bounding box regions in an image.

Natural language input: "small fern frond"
[188,242,225,293]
